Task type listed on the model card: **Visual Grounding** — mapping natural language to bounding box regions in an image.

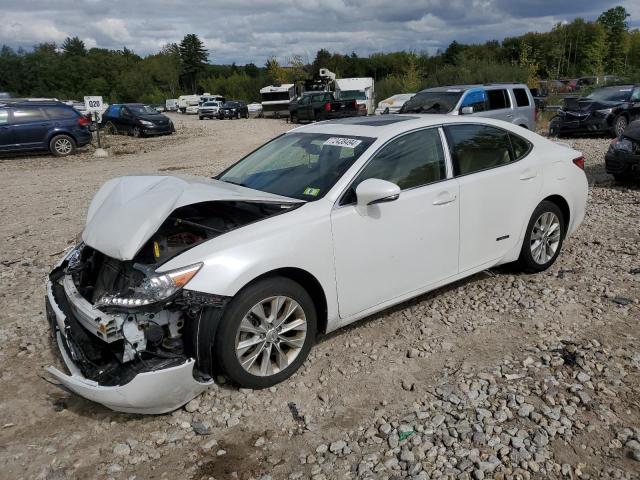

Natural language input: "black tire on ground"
[214,277,317,389]
[199,116,203,120]
[132,126,142,137]
[291,113,298,124]
[49,134,76,157]
[517,200,566,273]
[104,121,118,135]
[613,173,629,183]
[612,115,628,138]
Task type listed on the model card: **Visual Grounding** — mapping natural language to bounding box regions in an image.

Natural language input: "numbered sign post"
[84,96,104,149]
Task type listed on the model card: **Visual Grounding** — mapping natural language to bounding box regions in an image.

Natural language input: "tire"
[199,116,203,120]
[291,113,298,124]
[517,200,565,273]
[132,126,142,138]
[214,277,317,388]
[104,121,118,135]
[49,135,76,157]
[612,115,628,138]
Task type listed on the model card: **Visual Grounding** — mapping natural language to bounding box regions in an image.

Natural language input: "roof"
[260,84,294,93]
[335,78,374,90]
[288,114,540,143]
[0,99,68,107]
[419,83,528,93]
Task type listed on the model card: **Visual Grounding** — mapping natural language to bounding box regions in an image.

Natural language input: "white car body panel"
[47,114,588,413]
[375,94,415,115]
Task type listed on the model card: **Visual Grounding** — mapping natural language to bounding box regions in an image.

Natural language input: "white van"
[177,95,201,114]
[335,78,375,115]
[165,99,178,111]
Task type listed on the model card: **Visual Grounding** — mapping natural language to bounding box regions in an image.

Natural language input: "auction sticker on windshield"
[324,137,362,148]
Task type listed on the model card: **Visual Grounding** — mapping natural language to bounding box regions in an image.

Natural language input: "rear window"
[512,88,530,107]
[445,124,513,176]
[486,89,511,110]
[510,133,532,160]
[12,108,47,123]
[43,107,77,119]
[0,109,8,124]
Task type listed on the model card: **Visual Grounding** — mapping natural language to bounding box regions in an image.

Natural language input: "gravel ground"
[0,115,638,480]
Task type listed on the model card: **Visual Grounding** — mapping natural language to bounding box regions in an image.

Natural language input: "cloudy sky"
[1,0,638,65]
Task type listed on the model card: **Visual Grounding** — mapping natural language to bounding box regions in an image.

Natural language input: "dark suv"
[0,101,92,156]
[100,103,175,137]
[218,101,249,119]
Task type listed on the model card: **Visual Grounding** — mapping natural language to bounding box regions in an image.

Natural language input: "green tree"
[62,36,86,56]
[178,34,208,93]
[597,6,630,73]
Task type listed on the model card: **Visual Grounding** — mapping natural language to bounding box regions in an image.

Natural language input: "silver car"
[400,83,537,130]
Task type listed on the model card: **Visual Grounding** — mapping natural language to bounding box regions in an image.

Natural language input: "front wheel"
[214,277,317,388]
[612,115,628,138]
[49,135,76,157]
[132,126,142,137]
[517,201,565,273]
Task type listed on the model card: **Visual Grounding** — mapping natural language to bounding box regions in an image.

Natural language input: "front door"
[331,127,459,318]
[11,107,49,149]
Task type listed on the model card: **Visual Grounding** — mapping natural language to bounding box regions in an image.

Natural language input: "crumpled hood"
[82,175,299,261]
[563,98,623,113]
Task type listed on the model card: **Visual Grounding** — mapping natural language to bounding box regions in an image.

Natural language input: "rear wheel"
[517,201,565,273]
[104,121,118,135]
[49,135,76,157]
[214,277,317,388]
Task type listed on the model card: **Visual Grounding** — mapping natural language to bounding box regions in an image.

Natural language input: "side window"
[12,108,47,123]
[461,89,486,112]
[43,107,76,119]
[509,133,532,160]
[486,89,511,110]
[445,124,513,176]
[350,128,446,194]
[0,109,9,124]
[631,88,640,102]
[512,88,530,107]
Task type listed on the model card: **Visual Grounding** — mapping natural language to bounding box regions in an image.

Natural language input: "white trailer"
[335,77,375,115]
[165,99,178,111]
[177,94,201,113]
[260,84,296,118]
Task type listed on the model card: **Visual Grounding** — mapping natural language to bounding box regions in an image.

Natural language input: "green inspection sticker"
[303,187,321,197]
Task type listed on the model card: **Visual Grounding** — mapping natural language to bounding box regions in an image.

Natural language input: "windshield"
[218,132,376,201]
[223,102,240,108]
[339,90,366,101]
[129,105,159,115]
[202,102,219,107]
[586,87,632,102]
[400,91,462,114]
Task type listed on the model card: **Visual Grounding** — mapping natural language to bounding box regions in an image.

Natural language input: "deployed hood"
[82,176,299,261]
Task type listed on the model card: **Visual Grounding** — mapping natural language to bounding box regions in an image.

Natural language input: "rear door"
[0,108,13,150]
[444,123,542,272]
[510,87,535,129]
[11,107,50,149]
[473,88,514,124]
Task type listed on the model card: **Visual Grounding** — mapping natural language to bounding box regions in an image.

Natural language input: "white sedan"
[45,115,588,413]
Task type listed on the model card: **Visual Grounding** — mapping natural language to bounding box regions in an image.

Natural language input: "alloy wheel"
[235,295,307,377]
[615,117,627,137]
[530,211,561,265]
[54,137,73,155]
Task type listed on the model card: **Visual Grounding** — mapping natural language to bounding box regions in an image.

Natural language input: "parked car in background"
[606,120,640,182]
[45,114,587,413]
[0,100,91,156]
[100,103,174,137]
[247,102,263,118]
[375,94,415,115]
[335,77,375,115]
[150,104,166,112]
[218,101,249,119]
[0,92,11,100]
[400,84,537,130]
[288,91,359,123]
[198,101,222,120]
[549,85,640,138]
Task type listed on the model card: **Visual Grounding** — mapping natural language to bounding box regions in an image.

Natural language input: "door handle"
[433,192,456,206]
[519,170,537,181]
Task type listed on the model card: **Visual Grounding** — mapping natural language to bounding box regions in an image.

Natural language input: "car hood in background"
[82,176,300,261]
[562,98,624,113]
[138,114,169,123]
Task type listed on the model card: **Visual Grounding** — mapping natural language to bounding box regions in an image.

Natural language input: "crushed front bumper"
[45,265,213,414]
[549,112,612,135]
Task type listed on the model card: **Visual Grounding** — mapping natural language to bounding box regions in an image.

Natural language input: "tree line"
[0,6,638,104]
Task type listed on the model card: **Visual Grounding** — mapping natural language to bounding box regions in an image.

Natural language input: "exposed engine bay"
[48,200,297,386]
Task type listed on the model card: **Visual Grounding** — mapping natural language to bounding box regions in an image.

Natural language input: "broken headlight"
[95,262,203,308]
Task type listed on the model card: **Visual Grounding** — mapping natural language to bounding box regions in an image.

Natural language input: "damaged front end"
[46,197,296,413]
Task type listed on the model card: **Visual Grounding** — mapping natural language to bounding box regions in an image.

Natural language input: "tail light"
[572,155,585,170]
[77,115,91,127]
[324,102,331,112]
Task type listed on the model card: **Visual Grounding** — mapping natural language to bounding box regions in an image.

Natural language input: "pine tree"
[178,34,208,93]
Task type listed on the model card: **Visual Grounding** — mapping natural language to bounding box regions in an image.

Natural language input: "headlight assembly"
[596,108,613,115]
[96,262,203,308]
[139,120,154,127]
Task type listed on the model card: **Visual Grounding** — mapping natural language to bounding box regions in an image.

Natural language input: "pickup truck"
[289,91,359,123]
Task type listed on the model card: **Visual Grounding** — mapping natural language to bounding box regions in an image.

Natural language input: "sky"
[1,0,638,65]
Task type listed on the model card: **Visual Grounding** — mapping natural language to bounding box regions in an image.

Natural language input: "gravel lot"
[0,114,638,480]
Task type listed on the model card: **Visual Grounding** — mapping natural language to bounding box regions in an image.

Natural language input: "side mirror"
[356,178,400,207]
[460,106,474,115]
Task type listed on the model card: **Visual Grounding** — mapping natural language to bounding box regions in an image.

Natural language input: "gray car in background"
[400,83,537,130]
